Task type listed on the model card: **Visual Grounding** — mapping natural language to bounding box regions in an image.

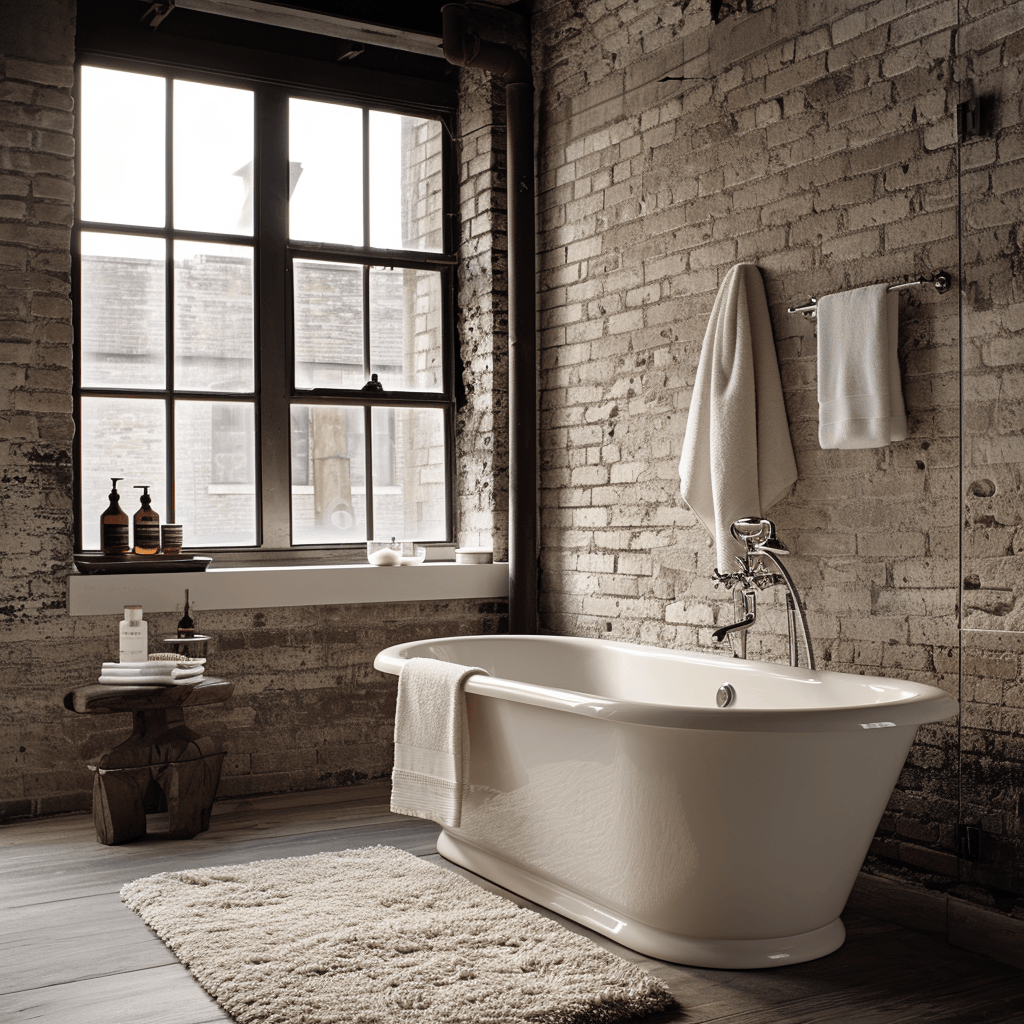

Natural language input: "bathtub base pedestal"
[437,830,847,970]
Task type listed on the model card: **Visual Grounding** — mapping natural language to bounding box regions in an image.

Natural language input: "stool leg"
[163,752,225,839]
[91,767,148,845]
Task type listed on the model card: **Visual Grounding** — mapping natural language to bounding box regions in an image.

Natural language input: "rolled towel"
[816,283,907,449]
[390,657,487,828]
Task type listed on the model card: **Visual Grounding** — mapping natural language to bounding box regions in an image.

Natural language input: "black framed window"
[74,55,456,560]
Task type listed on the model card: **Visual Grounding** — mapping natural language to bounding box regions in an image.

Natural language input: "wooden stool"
[64,678,233,846]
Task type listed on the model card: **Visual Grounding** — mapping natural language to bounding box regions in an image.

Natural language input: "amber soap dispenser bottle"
[100,477,130,554]
[133,485,160,555]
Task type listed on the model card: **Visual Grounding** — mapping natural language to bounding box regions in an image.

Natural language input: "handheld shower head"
[730,517,790,556]
[730,517,770,544]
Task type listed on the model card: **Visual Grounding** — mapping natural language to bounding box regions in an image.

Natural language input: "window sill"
[67,561,509,616]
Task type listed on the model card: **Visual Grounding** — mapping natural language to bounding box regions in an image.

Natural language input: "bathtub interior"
[397,635,943,713]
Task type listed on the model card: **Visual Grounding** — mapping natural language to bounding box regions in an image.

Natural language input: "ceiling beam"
[148,0,444,58]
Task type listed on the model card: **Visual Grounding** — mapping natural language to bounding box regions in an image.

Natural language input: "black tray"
[74,554,213,575]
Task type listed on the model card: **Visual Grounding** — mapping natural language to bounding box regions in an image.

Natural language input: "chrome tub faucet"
[712,518,815,670]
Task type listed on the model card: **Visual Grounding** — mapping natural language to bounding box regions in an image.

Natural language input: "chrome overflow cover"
[716,684,736,708]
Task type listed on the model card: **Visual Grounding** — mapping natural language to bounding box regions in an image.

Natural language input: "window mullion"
[165,75,176,524]
[361,111,374,539]
[364,405,374,541]
[256,85,293,549]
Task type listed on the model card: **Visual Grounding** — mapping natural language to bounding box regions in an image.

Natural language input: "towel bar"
[787,271,951,319]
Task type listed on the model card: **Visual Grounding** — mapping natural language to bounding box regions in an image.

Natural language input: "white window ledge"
[67,562,509,616]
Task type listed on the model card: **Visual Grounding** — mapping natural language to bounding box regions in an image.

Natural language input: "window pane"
[370,111,443,253]
[173,80,254,235]
[80,66,165,227]
[291,404,367,544]
[80,233,165,389]
[369,267,442,392]
[80,397,166,551]
[174,241,254,392]
[372,406,446,541]
[174,400,256,545]
[293,259,364,389]
[289,98,362,245]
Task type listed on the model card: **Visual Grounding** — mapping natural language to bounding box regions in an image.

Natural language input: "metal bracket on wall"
[958,823,982,862]
[957,96,994,141]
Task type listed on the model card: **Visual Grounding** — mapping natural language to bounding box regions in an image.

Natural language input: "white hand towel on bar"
[816,284,907,449]
[679,263,797,573]
[390,657,486,828]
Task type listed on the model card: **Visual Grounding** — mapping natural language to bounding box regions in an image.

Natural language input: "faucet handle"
[712,568,743,590]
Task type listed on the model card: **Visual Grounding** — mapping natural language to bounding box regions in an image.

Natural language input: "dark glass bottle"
[177,589,195,639]
[100,477,130,554]
[133,485,160,555]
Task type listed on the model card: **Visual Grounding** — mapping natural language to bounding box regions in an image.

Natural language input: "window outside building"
[75,58,455,558]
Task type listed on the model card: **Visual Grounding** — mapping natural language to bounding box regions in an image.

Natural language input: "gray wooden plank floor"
[2,782,1022,1023]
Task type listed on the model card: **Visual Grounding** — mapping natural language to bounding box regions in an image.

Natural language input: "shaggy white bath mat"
[121,845,676,1024]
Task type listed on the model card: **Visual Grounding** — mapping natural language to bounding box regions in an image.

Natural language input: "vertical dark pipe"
[505,80,537,635]
[441,5,537,634]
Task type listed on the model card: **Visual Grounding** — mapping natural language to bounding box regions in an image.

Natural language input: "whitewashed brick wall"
[531,0,1024,904]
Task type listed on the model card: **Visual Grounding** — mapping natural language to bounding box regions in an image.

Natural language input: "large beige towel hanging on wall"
[679,263,797,573]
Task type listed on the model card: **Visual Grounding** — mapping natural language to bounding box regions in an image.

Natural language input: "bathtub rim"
[374,633,959,733]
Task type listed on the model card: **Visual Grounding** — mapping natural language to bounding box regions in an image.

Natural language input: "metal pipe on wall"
[442,5,538,634]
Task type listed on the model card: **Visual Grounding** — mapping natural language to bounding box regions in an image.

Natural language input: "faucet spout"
[712,586,756,658]
[711,612,755,643]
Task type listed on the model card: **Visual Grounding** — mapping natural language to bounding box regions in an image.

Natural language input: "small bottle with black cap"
[133,485,161,555]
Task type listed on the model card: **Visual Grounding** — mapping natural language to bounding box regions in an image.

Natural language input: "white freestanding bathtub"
[373,634,958,969]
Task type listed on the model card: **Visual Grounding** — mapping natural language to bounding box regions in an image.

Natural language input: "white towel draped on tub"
[816,284,906,449]
[679,263,797,573]
[391,657,487,828]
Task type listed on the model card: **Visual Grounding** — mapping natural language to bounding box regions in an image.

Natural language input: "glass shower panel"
[957,0,1024,900]
[959,58,1024,631]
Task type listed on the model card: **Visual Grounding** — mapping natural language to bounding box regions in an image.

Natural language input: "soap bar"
[368,548,401,566]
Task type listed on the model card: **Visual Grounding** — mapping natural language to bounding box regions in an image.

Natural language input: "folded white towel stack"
[679,263,798,572]
[97,659,205,687]
[390,657,486,828]
[816,284,906,449]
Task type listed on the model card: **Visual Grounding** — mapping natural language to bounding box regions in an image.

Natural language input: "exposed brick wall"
[3,596,506,817]
[0,1,77,628]
[5,0,1024,937]
[0,2,507,822]
[455,66,510,559]
[531,0,1024,918]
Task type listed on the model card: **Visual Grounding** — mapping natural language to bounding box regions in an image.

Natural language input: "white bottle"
[119,606,148,663]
